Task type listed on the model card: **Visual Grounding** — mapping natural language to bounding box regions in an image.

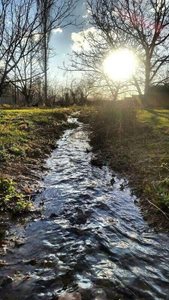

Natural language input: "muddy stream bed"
[0,117,169,300]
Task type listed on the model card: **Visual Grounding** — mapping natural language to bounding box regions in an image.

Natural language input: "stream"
[0,117,169,300]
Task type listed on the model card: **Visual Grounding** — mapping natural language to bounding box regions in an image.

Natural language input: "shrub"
[0,178,33,214]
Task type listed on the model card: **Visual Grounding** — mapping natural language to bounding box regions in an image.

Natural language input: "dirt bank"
[0,107,77,220]
[80,104,169,231]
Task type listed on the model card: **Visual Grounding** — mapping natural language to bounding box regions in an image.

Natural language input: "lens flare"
[103,49,137,81]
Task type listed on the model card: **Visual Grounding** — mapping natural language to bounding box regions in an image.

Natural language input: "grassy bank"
[0,107,76,215]
[1,105,169,229]
[80,104,169,229]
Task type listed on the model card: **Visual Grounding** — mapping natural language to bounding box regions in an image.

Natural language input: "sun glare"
[103,49,137,81]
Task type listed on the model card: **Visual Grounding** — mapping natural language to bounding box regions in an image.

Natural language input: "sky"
[48,0,88,84]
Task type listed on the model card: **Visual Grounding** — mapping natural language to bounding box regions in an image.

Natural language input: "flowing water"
[0,118,169,300]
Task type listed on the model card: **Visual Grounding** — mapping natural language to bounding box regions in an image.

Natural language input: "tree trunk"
[44,36,48,106]
[133,76,142,97]
[24,94,31,106]
[143,55,151,107]
[43,0,48,106]
[0,88,3,98]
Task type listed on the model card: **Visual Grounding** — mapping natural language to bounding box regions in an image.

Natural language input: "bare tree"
[37,0,79,105]
[87,0,169,102]
[0,0,43,96]
[9,37,43,106]
[0,0,78,104]
[68,27,128,100]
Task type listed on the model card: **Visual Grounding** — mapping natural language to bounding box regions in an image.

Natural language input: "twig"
[147,199,169,220]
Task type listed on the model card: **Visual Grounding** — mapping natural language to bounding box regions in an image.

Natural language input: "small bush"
[0,178,33,214]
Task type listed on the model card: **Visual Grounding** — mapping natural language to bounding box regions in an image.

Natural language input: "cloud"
[52,28,63,34]
[32,28,62,42]
[71,27,98,52]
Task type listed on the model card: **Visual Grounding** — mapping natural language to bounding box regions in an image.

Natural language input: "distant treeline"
[146,85,169,108]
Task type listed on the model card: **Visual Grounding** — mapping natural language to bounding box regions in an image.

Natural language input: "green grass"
[137,109,169,209]
[1,105,169,221]
[81,104,169,221]
[138,109,169,131]
[0,107,81,159]
[0,108,72,161]
[0,107,77,215]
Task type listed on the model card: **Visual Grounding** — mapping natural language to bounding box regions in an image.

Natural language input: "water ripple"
[0,118,169,300]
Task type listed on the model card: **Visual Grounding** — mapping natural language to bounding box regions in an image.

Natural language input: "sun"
[103,49,137,82]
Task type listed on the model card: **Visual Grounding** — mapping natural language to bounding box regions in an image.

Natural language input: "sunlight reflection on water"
[0,118,169,300]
